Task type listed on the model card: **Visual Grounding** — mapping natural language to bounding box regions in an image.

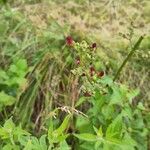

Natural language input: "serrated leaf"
[74,133,97,142]
[106,115,122,139]
[121,104,132,119]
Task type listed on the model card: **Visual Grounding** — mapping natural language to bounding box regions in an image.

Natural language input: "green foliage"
[48,114,71,144]
[0,59,28,113]
[0,91,15,111]
[71,41,149,150]
[0,58,28,90]
[0,117,71,150]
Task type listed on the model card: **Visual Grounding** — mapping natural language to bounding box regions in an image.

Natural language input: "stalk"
[113,36,144,82]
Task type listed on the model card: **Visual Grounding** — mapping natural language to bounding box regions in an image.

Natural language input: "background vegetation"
[0,0,149,149]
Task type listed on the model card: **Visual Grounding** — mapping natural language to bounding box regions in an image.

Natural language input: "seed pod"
[84,91,92,97]
[81,73,86,77]
[89,66,95,77]
[97,71,105,78]
[92,43,97,49]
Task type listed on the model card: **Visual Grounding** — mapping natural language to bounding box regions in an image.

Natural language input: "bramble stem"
[113,36,144,82]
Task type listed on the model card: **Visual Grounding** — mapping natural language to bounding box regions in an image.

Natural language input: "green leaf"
[4,118,15,130]
[121,105,132,119]
[93,126,103,138]
[18,136,29,146]
[39,135,47,150]
[23,139,33,150]
[0,91,15,106]
[94,141,102,150]
[103,133,137,150]
[0,70,9,82]
[75,97,86,107]
[14,126,30,138]
[0,118,15,139]
[102,104,114,120]
[2,144,20,150]
[94,90,105,109]
[123,132,137,147]
[16,59,28,71]
[97,127,103,137]
[54,134,69,143]
[9,65,18,74]
[9,59,28,77]
[78,142,95,150]
[74,133,97,142]
[109,85,123,106]
[127,89,139,104]
[58,141,70,150]
[106,115,122,139]
[31,137,40,149]
[75,116,93,133]
[53,114,71,137]
[99,76,113,86]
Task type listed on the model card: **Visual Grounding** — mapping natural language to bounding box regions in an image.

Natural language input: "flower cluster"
[66,36,105,97]
[66,36,74,46]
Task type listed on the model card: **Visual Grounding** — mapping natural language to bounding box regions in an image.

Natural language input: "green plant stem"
[113,36,144,82]
[3,108,8,119]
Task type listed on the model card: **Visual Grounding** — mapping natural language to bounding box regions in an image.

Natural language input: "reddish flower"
[66,36,74,46]
[97,71,105,78]
[89,66,95,77]
[92,43,97,49]
[84,91,92,97]
[76,57,80,65]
